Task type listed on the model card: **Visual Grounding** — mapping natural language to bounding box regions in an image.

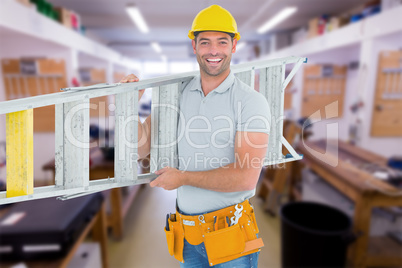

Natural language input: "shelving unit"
[266,5,402,268]
[0,0,140,181]
[266,5,402,158]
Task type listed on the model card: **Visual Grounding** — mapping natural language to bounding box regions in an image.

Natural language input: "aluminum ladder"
[0,56,306,205]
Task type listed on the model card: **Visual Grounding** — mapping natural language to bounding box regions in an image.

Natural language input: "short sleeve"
[236,91,271,134]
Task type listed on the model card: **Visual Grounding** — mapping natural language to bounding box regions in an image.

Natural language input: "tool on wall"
[371,51,402,137]
[302,64,347,118]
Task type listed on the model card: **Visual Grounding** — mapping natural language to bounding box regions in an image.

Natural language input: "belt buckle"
[198,215,205,224]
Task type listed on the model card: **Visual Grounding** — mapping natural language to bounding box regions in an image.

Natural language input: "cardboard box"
[79,68,106,83]
[308,17,319,38]
[1,59,20,74]
[15,0,31,7]
[327,16,349,32]
[54,7,72,29]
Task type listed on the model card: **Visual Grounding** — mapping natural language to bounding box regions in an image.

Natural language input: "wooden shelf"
[0,0,136,69]
[267,6,402,59]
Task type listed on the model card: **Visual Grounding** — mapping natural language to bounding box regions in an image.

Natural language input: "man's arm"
[120,74,151,159]
[138,115,151,159]
[151,131,268,191]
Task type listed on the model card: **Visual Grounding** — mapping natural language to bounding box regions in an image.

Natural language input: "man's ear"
[232,39,238,53]
[192,39,196,54]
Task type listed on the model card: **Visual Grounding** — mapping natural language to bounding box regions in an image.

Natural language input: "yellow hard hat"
[188,5,241,40]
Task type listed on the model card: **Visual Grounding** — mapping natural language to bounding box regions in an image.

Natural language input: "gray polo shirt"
[177,71,271,214]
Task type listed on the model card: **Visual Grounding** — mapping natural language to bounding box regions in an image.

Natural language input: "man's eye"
[201,42,208,45]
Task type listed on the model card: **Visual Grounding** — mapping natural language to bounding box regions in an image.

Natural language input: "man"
[122,5,270,267]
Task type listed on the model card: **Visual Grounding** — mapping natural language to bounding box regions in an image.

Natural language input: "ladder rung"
[6,109,34,197]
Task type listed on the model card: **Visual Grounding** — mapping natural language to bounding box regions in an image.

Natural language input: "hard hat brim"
[188,30,241,40]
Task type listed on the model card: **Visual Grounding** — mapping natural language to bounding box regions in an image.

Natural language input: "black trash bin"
[280,201,355,268]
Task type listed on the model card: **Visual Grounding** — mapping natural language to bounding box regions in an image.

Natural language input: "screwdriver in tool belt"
[226,216,230,227]
[214,216,218,231]
[165,214,170,231]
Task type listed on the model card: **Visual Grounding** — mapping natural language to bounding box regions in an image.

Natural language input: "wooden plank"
[370,51,402,136]
[91,203,109,268]
[366,236,402,267]
[349,197,373,268]
[6,109,34,197]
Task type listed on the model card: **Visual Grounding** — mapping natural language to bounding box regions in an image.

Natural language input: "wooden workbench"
[0,200,108,268]
[297,139,402,268]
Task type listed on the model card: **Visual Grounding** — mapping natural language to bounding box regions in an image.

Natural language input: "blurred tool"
[89,125,114,161]
[0,142,6,192]
[165,214,170,231]
[382,68,402,99]
[230,204,243,226]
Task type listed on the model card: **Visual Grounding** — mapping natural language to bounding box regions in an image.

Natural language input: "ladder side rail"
[55,103,64,187]
[280,136,303,160]
[262,65,284,161]
[282,58,304,91]
[0,75,196,114]
[0,57,306,115]
[231,56,305,74]
[277,64,286,157]
[150,87,160,173]
[0,173,159,205]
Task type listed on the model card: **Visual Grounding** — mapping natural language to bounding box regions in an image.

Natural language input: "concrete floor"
[107,185,281,268]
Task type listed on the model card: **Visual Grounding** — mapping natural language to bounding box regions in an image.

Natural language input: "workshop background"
[0,0,401,267]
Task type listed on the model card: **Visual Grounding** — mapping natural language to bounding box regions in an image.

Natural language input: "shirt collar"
[188,71,235,94]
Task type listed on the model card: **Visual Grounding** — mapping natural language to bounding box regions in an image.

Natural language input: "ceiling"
[46,0,370,62]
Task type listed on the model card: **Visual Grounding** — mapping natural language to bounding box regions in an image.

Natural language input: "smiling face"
[192,31,237,79]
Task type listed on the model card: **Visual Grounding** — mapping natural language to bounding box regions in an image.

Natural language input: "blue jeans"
[179,239,260,268]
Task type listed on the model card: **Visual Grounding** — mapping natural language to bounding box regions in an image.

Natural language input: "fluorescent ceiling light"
[151,42,162,53]
[236,42,247,51]
[126,5,149,33]
[257,7,297,34]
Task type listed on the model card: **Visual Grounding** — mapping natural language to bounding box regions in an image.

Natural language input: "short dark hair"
[194,31,235,42]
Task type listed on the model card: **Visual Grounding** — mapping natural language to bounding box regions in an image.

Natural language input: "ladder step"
[6,109,34,197]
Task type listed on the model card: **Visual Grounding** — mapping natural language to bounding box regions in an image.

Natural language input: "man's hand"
[151,167,184,191]
[120,74,145,99]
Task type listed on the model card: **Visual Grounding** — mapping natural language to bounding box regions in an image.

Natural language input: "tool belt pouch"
[203,213,264,266]
[164,217,184,262]
[204,224,245,261]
